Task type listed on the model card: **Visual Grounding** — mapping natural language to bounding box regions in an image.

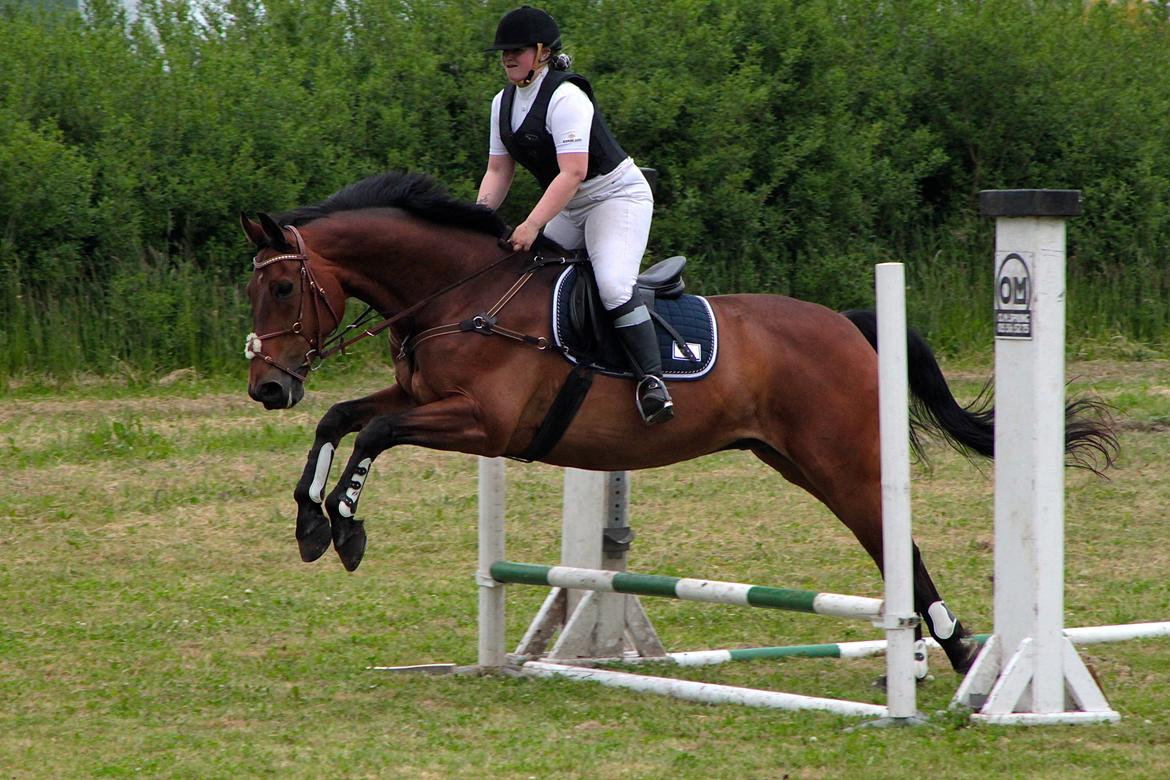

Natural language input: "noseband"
[245,225,342,383]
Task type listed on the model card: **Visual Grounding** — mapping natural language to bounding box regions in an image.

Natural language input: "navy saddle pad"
[550,265,718,380]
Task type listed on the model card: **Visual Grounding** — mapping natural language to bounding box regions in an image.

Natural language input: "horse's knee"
[316,400,362,439]
[353,416,396,453]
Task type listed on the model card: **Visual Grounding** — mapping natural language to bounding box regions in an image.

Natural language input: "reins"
[247,227,572,379]
[313,242,531,362]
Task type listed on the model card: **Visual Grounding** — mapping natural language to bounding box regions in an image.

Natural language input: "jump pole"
[653,622,1170,667]
[476,456,508,668]
[952,189,1119,725]
[474,262,922,722]
[875,261,919,723]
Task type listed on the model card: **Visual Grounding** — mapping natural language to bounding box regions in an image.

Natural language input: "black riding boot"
[608,294,674,424]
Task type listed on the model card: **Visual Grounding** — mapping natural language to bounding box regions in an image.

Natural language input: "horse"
[242,170,1117,675]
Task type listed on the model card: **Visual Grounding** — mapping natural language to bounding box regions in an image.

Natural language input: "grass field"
[2,357,1169,779]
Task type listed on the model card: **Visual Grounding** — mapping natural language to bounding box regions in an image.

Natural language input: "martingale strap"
[388,248,596,463]
[511,363,596,463]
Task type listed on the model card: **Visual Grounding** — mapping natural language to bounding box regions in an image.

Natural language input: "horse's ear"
[257,212,293,251]
[240,211,267,247]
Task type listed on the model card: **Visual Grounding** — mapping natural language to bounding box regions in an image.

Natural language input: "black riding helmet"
[485,5,562,51]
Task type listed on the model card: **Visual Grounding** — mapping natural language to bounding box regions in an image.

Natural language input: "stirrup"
[635,376,674,425]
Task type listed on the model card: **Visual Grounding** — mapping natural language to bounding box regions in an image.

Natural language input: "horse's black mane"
[277,171,508,238]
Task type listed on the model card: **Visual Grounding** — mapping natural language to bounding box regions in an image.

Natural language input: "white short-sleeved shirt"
[488,68,594,157]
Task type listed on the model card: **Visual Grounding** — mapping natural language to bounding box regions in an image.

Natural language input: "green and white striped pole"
[658,621,1170,668]
[490,562,884,621]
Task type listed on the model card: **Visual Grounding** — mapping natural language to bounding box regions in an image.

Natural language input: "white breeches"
[542,159,654,311]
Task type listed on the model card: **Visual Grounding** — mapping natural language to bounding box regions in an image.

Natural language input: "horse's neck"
[325,216,504,321]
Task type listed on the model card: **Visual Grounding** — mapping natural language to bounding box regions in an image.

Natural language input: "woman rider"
[476,5,674,425]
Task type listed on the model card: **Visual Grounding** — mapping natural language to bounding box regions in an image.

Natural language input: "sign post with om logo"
[953,190,1118,725]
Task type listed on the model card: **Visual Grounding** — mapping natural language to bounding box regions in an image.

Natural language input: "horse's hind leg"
[751,445,977,674]
[909,544,978,673]
[293,386,409,562]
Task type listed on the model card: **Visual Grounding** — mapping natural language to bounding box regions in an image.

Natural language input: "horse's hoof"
[951,639,981,675]
[872,673,932,690]
[333,518,368,572]
[295,505,333,562]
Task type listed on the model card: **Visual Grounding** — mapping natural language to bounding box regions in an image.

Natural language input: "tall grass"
[0,255,248,381]
[899,225,1170,359]
[3,238,1166,383]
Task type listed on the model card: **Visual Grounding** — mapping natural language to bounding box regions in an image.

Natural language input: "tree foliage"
[2,0,1169,374]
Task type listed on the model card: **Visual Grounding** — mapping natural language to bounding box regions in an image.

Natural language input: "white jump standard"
[952,189,1118,725]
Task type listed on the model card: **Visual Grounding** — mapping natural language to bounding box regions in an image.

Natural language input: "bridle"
[245,225,342,383]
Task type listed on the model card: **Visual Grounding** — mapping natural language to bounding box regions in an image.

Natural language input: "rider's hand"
[509,221,540,252]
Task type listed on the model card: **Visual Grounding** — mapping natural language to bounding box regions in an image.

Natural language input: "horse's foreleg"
[294,386,413,563]
[324,394,488,571]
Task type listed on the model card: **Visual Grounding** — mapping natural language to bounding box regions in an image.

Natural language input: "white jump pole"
[875,262,920,724]
[477,456,507,668]
[522,661,888,718]
[953,189,1118,724]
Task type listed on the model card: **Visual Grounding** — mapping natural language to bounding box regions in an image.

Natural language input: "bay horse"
[242,171,1117,675]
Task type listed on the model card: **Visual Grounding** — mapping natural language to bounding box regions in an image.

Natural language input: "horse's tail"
[843,309,994,460]
[842,309,1118,472]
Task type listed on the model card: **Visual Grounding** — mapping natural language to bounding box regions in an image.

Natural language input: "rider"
[476,5,674,425]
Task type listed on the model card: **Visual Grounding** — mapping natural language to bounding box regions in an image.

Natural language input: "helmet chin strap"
[516,43,547,87]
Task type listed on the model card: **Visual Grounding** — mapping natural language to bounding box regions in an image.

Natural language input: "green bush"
[2,0,1169,377]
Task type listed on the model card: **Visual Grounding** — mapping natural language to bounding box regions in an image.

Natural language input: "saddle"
[552,256,718,380]
[514,246,718,463]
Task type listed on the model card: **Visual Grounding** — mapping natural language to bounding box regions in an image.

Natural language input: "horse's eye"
[274,280,295,300]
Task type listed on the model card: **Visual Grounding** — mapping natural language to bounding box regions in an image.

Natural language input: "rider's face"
[501,47,540,84]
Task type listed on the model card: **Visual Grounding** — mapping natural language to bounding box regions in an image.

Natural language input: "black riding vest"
[499,70,627,190]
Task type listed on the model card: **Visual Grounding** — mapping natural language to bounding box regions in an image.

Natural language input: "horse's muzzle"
[249,376,304,409]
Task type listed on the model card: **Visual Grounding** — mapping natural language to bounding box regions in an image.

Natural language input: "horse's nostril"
[254,381,285,404]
